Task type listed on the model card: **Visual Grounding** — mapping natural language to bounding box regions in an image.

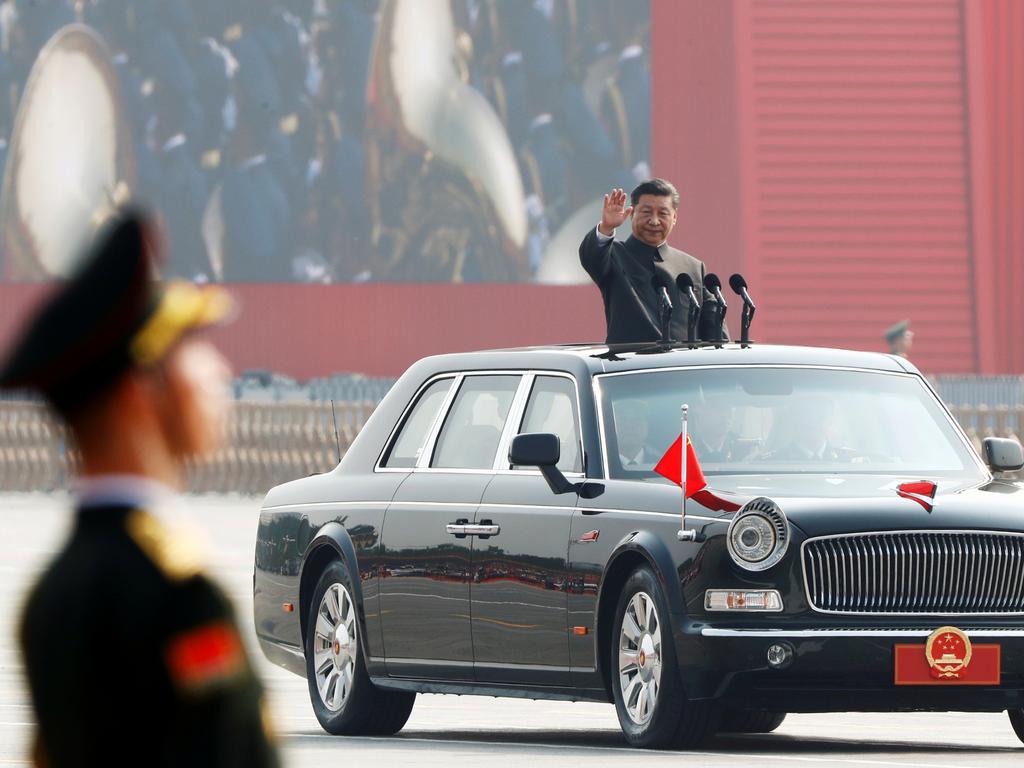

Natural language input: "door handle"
[446,518,470,538]
[463,522,500,538]
[445,521,500,538]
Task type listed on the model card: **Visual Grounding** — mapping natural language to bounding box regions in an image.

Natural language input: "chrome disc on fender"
[312,583,357,712]
[618,591,663,726]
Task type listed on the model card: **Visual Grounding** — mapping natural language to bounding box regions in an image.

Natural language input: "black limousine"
[253,343,1024,749]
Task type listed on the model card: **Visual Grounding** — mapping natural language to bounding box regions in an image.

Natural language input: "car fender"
[596,529,688,628]
[298,522,367,647]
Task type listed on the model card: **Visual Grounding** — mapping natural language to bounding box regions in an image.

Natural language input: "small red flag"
[654,434,707,497]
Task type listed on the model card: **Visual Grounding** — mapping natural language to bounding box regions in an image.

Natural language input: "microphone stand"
[659,289,673,344]
[740,301,755,347]
[685,291,700,347]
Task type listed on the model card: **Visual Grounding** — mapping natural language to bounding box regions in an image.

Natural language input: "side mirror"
[983,437,1024,472]
[509,433,576,495]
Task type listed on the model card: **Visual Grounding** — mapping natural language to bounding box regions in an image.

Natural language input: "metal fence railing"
[2,397,1023,496]
[0,400,377,495]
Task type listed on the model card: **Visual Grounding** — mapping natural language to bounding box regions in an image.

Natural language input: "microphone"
[728,273,756,346]
[703,273,728,309]
[676,274,700,344]
[729,273,756,310]
[676,273,699,305]
[699,273,728,344]
[652,272,674,342]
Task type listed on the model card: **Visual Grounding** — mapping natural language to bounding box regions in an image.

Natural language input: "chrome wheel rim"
[312,582,357,712]
[618,591,663,726]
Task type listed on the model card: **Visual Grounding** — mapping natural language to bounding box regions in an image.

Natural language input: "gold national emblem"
[925,626,973,679]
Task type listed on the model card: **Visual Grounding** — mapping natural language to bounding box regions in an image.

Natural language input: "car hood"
[690,474,1024,538]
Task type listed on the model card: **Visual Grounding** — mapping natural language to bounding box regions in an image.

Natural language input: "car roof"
[410,342,916,379]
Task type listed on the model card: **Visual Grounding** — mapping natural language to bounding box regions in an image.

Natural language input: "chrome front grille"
[802,531,1024,615]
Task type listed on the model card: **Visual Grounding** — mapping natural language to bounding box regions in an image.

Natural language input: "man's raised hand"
[599,188,633,236]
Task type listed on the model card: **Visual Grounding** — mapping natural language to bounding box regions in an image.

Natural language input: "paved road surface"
[1,493,1022,766]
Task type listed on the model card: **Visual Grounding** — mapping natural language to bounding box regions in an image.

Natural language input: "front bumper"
[677,623,1024,712]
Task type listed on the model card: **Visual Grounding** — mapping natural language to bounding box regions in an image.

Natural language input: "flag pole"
[678,403,697,541]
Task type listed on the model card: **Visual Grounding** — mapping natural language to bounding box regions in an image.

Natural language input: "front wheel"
[1009,709,1024,744]
[611,566,716,749]
[305,561,415,735]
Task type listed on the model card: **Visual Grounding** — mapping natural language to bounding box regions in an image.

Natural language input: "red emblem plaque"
[894,626,1000,685]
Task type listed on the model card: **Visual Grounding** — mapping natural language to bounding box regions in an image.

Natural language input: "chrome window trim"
[701,627,1024,638]
[422,373,481,469]
[503,370,586,476]
[263,500,392,511]
[592,363,988,481]
[801,530,1024,617]
[263,498,724,524]
[376,368,586,477]
[375,373,458,473]
[493,373,535,470]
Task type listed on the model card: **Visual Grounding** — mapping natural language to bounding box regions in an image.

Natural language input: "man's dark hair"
[630,178,680,210]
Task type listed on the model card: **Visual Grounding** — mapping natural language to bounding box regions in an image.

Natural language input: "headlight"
[726,497,790,571]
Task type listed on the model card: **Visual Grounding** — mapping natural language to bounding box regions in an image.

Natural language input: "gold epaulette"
[125,509,205,582]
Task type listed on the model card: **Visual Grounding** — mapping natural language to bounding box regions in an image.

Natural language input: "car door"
[472,373,583,687]
[379,373,521,681]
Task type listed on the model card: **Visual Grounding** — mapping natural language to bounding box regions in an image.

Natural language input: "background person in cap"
[0,210,279,767]
[884,319,913,358]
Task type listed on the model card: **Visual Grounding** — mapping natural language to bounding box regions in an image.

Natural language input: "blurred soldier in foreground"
[885,319,913,359]
[0,211,279,767]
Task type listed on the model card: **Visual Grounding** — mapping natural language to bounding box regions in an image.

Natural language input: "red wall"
[964,0,1024,373]
[0,283,606,380]
[653,0,1024,374]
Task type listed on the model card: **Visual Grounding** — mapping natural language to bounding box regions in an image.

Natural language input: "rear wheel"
[305,561,415,735]
[720,709,787,734]
[611,566,716,749]
[1009,708,1024,744]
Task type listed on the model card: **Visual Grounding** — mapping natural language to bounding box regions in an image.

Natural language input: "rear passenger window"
[383,378,453,468]
[516,376,582,473]
[431,376,521,469]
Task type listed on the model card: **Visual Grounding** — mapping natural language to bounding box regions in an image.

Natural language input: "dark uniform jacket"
[579,227,714,344]
[19,504,279,767]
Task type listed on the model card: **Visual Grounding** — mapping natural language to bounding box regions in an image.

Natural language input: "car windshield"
[598,367,982,481]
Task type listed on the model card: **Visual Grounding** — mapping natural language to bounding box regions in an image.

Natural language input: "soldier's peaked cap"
[0,209,233,415]
[883,319,911,343]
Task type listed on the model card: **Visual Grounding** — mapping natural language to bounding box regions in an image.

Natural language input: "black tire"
[1009,708,1024,744]
[719,709,787,734]
[305,561,415,735]
[610,566,716,749]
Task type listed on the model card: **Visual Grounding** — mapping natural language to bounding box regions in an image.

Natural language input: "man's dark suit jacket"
[579,227,713,344]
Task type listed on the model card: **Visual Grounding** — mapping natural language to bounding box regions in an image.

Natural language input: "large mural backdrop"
[0,0,650,285]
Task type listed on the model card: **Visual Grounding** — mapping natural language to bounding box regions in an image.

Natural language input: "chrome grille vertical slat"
[808,547,821,607]
[922,534,933,612]
[981,535,993,609]
[868,536,876,610]
[802,532,1024,615]
[1012,539,1024,608]
[938,535,951,611]
[992,537,1006,611]
[964,537,977,611]
[897,535,909,612]
[953,535,966,609]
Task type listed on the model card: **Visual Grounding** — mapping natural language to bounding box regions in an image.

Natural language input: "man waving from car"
[580,178,722,344]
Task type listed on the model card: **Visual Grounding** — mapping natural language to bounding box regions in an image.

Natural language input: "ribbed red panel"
[733,0,975,371]
[0,284,606,380]
[964,0,1024,373]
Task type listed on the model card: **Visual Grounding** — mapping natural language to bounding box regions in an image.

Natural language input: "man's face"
[893,331,913,356]
[631,194,678,247]
[154,338,233,459]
